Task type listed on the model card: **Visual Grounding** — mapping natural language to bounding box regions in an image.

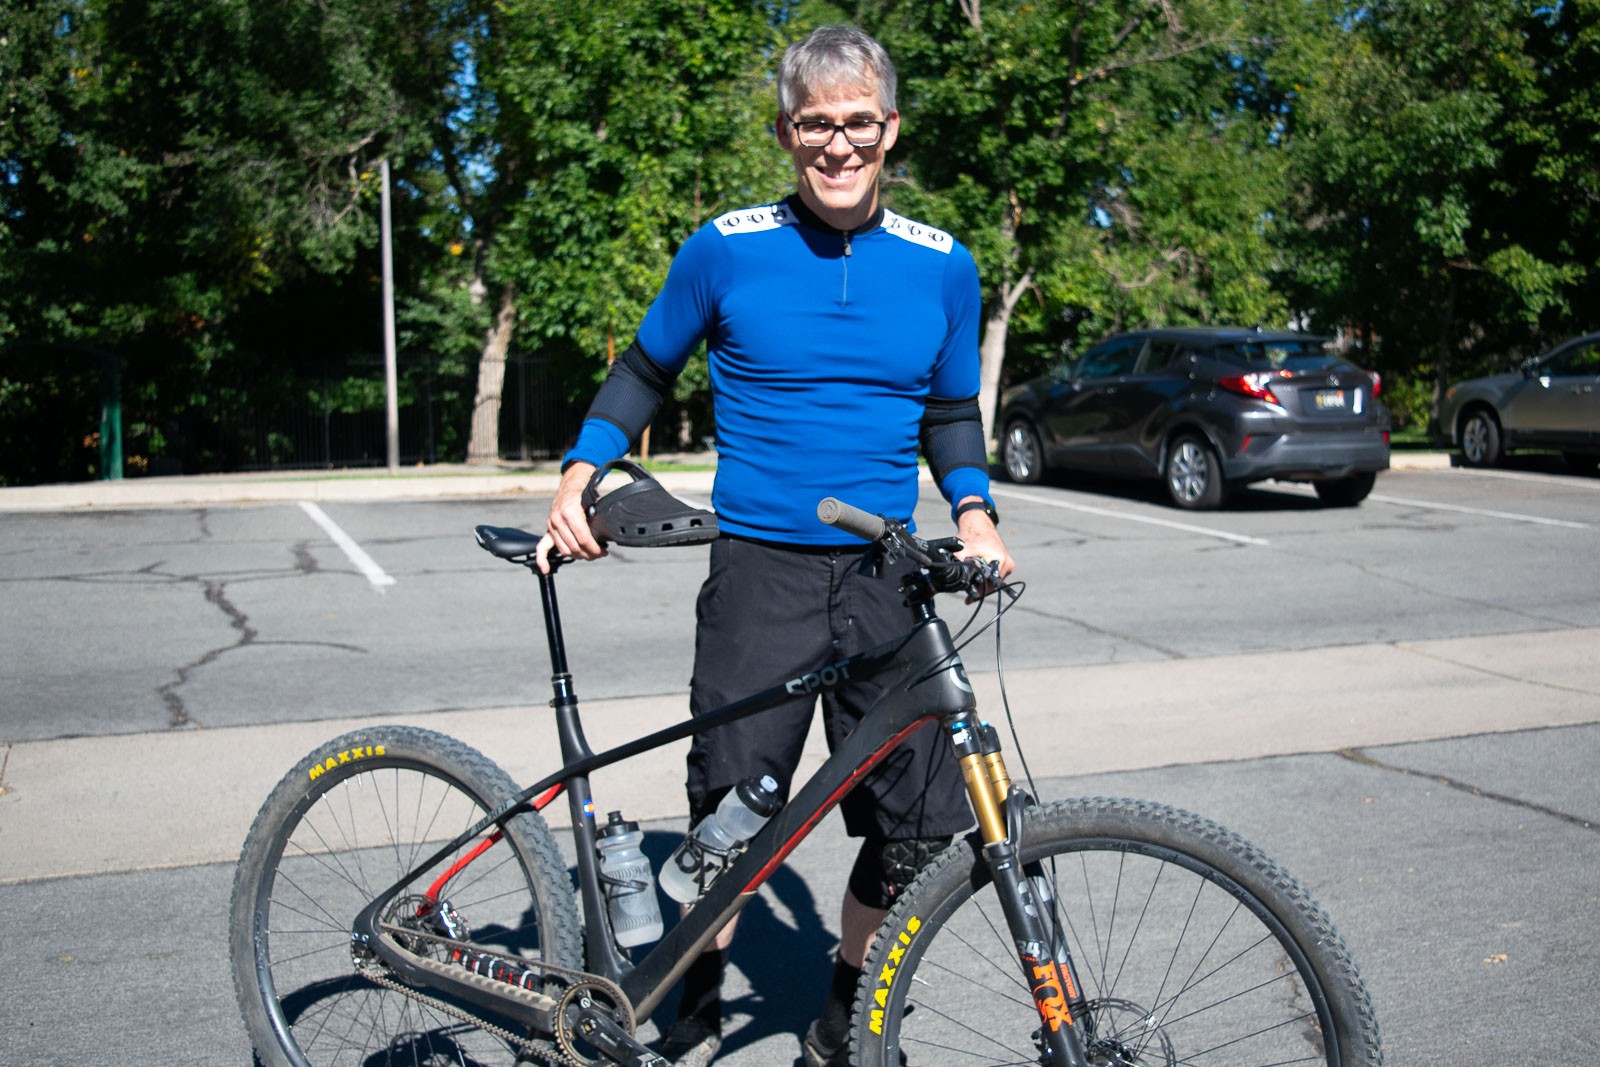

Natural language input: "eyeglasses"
[786,115,888,149]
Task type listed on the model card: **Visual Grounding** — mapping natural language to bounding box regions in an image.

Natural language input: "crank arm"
[572,1006,670,1066]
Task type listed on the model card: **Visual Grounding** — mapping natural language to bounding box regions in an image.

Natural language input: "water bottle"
[595,811,663,947]
[659,775,782,904]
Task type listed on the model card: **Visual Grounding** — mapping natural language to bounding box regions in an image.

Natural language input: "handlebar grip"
[817,497,886,542]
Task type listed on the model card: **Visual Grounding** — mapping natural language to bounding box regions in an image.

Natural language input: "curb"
[0,454,1456,512]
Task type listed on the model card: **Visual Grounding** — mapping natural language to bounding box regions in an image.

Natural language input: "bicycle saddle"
[582,459,718,547]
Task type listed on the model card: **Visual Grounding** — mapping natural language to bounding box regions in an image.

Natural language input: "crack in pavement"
[1337,748,1597,832]
[1010,602,1186,660]
[152,565,370,730]
[1346,559,1580,630]
[1395,640,1600,698]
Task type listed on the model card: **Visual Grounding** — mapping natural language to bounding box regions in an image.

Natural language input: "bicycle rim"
[856,798,1382,1067]
[233,729,578,1067]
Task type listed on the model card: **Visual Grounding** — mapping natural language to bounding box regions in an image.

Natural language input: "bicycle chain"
[368,923,637,1066]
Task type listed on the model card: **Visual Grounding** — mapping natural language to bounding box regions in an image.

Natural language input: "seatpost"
[535,564,572,677]
[531,565,593,767]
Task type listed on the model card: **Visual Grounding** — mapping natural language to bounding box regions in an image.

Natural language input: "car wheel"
[1459,409,1502,467]
[1164,433,1224,510]
[1314,471,1377,507]
[1001,420,1046,485]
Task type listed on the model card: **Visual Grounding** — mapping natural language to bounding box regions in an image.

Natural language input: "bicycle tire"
[230,725,584,1067]
[853,797,1382,1067]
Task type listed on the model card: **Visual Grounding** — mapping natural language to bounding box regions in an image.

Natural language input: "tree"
[454,0,793,463]
[867,0,1295,443]
[1282,0,1600,423]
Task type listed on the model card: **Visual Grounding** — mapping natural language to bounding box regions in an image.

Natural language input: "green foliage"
[867,0,1302,399]
[5,0,1597,480]
[1281,0,1599,403]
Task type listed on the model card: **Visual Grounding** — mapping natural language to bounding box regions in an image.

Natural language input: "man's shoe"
[654,1017,722,1067]
[801,1020,847,1067]
[803,1019,908,1067]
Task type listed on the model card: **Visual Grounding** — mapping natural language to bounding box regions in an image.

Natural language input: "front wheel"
[1459,409,1502,467]
[1002,420,1047,485]
[853,797,1383,1067]
[230,726,584,1067]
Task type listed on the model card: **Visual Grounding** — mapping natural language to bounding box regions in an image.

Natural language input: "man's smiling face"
[778,84,899,231]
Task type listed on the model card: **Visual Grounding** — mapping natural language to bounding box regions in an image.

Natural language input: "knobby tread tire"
[852,796,1383,1067]
[230,725,583,1067]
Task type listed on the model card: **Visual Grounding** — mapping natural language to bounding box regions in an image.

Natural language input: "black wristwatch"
[954,498,1000,527]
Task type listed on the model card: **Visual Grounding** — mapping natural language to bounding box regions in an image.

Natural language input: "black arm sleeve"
[583,340,678,448]
[919,393,988,486]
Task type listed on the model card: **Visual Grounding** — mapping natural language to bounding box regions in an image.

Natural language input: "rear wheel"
[230,726,583,1067]
[1164,434,1225,509]
[1002,420,1046,485]
[1314,471,1377,507]
[1562,451,1600,475]
[853,798,1383,1067]
[1459,409,1502,467]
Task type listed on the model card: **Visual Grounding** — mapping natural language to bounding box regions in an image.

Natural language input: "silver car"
[1436,332,1600,470]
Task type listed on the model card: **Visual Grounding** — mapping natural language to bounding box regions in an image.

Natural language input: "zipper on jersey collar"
[783,195,882,309]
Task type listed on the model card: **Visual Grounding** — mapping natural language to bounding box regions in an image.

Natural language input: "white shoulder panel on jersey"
[712,202,800,237]
[881,210,954,254]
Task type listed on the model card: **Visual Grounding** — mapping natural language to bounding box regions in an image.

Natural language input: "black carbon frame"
[353,565,980,1026]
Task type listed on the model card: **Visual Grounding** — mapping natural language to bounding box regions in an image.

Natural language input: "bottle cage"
[582,459,719,548]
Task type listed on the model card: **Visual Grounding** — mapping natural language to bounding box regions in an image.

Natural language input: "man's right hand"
[536,461,607,573]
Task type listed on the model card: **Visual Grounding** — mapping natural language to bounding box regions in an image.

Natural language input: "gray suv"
[1434,332,1600,471]
[998,327,1391,509]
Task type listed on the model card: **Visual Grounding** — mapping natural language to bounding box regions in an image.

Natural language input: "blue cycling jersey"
[564,197,990,544]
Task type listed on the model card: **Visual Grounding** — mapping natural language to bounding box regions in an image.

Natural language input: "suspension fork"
[951,718,1092,1066]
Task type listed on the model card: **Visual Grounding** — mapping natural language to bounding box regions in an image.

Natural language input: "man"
[538,25,1014,1067]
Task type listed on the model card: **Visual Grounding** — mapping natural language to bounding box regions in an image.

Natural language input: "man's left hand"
[953,499,1014,594]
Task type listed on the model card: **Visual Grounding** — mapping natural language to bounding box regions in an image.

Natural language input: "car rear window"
[1213,340,1340,371]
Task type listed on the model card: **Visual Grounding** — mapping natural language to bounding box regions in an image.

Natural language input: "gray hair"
[777,26,897,116]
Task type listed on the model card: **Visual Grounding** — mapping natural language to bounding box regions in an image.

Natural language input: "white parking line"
[1455,466,1600,491]
[989,487,1270,546]
[1369,494,1591,529]
[298,501,398,589]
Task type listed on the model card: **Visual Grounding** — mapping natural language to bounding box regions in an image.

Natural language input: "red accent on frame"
[739,717,935,894]
[423,785,564,902]
[531,783,564,811]
[426,830,503,903]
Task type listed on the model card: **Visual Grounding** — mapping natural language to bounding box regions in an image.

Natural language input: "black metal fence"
[0,346,591,485]
[173,352,587,473]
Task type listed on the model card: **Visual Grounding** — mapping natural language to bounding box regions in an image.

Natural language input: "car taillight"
[1218,372,1284,406]
[1370,371,1382,397]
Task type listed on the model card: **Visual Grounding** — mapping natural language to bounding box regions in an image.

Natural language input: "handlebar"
[816,497,999,597]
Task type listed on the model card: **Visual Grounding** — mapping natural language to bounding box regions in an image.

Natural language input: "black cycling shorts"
[684,535,972,841]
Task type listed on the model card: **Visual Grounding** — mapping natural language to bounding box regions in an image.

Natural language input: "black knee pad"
[847,835,955,910]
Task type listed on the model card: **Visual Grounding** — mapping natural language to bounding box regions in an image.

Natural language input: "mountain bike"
[229,470,1383,1067]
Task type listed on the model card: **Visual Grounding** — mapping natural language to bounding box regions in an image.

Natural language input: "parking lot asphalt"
[7,447,1595,1067]
[0,447,1579,891]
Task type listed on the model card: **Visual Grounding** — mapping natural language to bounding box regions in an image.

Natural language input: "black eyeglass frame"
[785,114,890,149]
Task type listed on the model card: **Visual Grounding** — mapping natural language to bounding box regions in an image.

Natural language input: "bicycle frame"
[352,551,1090,1065]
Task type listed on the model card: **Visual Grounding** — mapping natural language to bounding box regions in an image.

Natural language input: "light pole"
[380,158,399,472]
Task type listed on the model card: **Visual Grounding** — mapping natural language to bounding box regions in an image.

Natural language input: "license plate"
[1314,389,1347,410]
